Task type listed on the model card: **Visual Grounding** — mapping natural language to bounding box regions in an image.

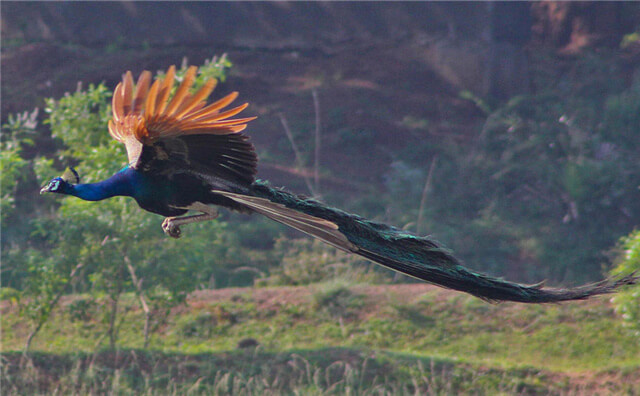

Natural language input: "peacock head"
[40,167,80,195]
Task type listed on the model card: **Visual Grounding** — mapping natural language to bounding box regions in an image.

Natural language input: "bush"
[260,237,391,286]
[311,279,364,319]
[611,230,640,338]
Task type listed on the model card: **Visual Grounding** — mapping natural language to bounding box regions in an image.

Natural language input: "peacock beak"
[40,181,55,194]
[40,178,64,195]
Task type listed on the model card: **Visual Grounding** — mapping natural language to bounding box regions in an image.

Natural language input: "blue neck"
[68,170,135,201]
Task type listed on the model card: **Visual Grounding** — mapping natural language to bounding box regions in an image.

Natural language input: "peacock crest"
[61,167,80,184]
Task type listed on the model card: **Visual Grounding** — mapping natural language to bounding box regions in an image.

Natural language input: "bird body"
[41,64,637,303]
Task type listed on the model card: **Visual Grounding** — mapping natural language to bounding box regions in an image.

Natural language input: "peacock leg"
[162,203,219,238]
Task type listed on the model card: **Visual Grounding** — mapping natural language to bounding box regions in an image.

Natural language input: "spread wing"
[108,65,257,185]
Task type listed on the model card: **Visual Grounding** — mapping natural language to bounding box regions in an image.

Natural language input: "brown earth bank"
[0,282,618,326]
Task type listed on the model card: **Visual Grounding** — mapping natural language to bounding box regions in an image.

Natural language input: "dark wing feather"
[138,134,257,186]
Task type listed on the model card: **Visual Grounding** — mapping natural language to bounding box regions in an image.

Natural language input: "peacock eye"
[50,180,60,191]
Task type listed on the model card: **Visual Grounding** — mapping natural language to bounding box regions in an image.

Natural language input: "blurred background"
[2,2,640,394]
[4,2,640,282]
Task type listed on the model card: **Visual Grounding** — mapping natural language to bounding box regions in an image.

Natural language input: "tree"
[13,56,245,352]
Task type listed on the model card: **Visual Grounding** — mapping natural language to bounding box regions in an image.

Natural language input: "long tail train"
[215,183,638,303]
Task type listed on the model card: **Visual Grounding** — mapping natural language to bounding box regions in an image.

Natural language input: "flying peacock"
[41,65,637,303]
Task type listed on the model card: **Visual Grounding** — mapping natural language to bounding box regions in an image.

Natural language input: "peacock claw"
[162,218,181,238]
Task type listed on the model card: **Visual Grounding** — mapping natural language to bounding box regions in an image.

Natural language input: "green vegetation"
[2,286,639,394]
[260,238,390,286]
[1,56,268,355]
[2,48,639,394]
[0,350,578,395]
[385,52,640,284]
[611,230,640,338]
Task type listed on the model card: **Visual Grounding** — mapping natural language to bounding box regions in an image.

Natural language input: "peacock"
[40,65,637,303]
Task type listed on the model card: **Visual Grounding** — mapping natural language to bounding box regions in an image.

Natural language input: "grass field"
[2,283,639,394]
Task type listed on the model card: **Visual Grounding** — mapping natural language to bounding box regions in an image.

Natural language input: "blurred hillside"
[3,2,639,109]
[2,2,640,285]
[2,5,640,394]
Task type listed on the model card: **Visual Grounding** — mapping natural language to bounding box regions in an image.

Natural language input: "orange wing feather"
[109,65,256,165]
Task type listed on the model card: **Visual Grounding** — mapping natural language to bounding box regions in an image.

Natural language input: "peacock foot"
[162,218,181,238]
